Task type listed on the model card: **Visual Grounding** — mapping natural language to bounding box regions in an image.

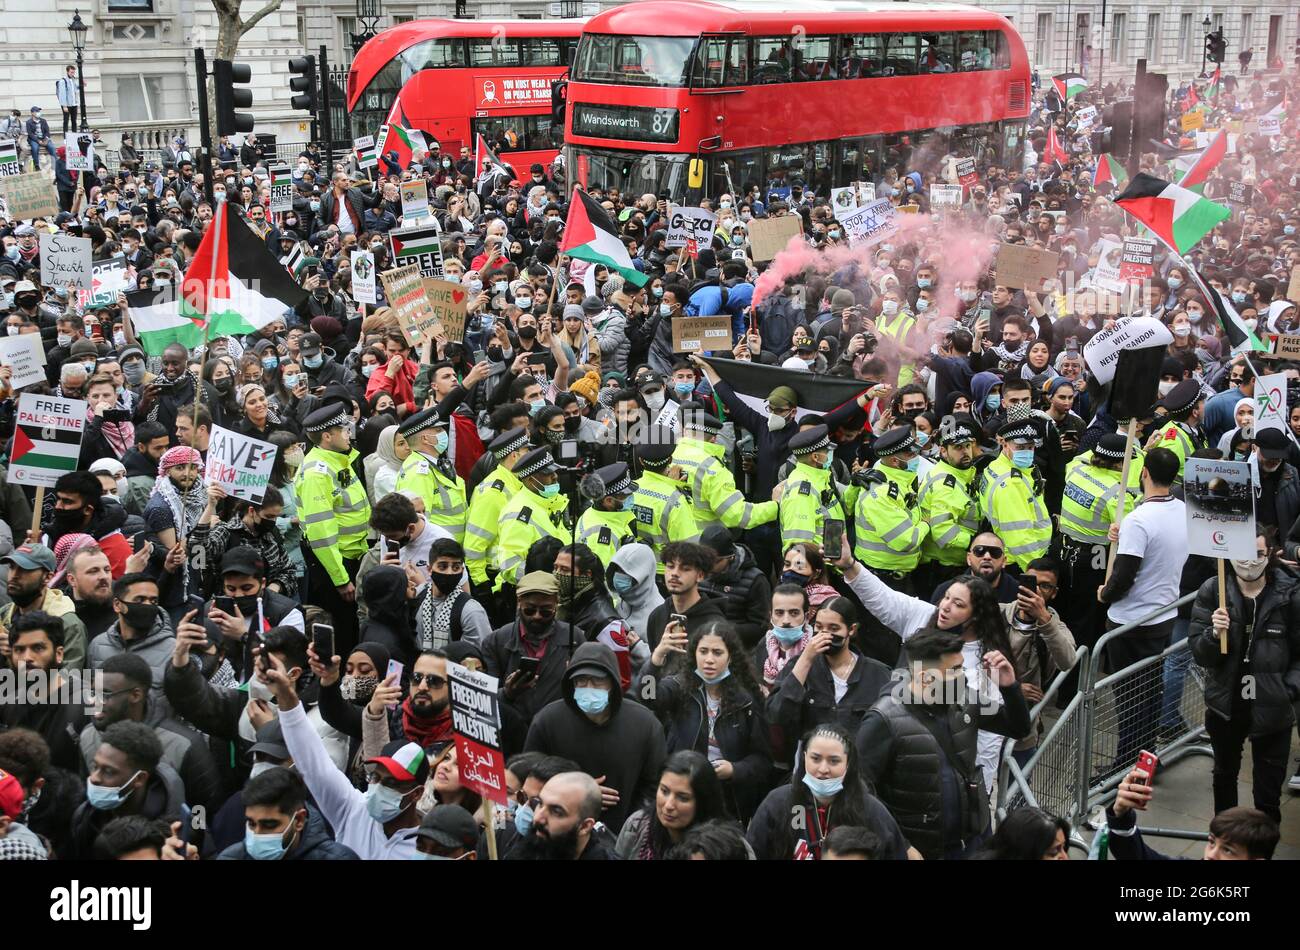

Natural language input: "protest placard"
[269,166,294,212]
[840,197,898,249]
[955,157,979,188]
[1272,334,1300,359]
[0,139,21,178]
[400,179,430,219]
[380,264,436,346]
[1075,105,1098,130]
[664,205,717,249]
[350,249,377,305]
[204,425,277,504]
[1288,267,1300,305]
[1256,114,1281,137]
[993,243,1059,292]
[8,393,87,487]
[1183,458,1256,560]
[671,315,732,353]
[1090,239,1125,293]
[1228,181,1255,207]
[389,223,445,278]
[1118,238,1156,282]
[1253,372,1288,436]
[0,171,58,219]
[354,134,377,170]
[0,333,47,390]
[852,181,876,203]
[39,232,92,290]
[66,132,94,172]
[1181,111,1205,132]
[422,277,469,343]
[86,255,127,308]
[448,661,507,807]
[746,215,803,263]
[929,184,963,209]
[1082,316,1174,385]
[830,186,859,214]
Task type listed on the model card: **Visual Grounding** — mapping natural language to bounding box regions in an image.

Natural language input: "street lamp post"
[69,11,89,133]
[1200,15,1211,78]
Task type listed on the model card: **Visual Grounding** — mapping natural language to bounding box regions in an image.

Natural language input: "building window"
[1178,13,1192,61]
[297,12,307,50]
[1212,14,1223,35]
[1034,12,1052,65]
[115,75,166,122]
[1145,14,1160,62]
[107,0,153,9]
[338,17,356,61]
[1110,12,1128,64]
[1240,13,1253,51]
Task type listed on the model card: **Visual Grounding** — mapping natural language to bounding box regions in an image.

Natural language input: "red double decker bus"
[563,0,1031,200]
[347,18,586,174]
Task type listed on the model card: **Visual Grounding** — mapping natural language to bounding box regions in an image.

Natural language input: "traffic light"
[1206,30,1227,64]
[1131,71,1167,161]
[550,78,567,128]
[289,55,318,113]
[213,59,254,136]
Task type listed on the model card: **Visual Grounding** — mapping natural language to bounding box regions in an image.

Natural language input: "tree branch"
[238,0,284,36]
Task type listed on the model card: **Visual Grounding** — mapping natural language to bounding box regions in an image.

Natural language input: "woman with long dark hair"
[639,622,774,820]
[745,723,910,860]
[614,751,741,859]
[971,807,1071,860]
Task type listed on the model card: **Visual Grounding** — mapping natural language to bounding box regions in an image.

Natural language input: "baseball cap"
[248,719,290,760]
[1,544,56,573]
[220,545,267,578]
[1255,427,1289,460]
[416,804,480,850]
[767,386,798,411]
[365,740,430,784]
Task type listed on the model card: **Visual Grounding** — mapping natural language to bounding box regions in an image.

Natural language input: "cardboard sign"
[39,232,92,290]
[400,179,430,220]
[1119,237,1156,282]
[0,139,21,178]
[7,393,87,487]
[1228,181,1255,206]
[840,197,898,249]
[929,184,963,208]
[1288,267,1300,305]
[955,157,979,188]
[1183,458,1255,560]
[86,255,127,308]
[1253,372,1288,436]
[448,661,507,806]
[1181,111,1205,132]
[354,134,377,170]
[0,171,58,219]
[350,249,377,305]
[389,223,445,278]
[380,264,436,347]
[993,242,1059,292]
[204,424,277,504]
[1075,105,1098,130]
[66,132,94,172]
[1272,334,1300,359]
[897,203,918,214]
[1256,115,1281,137]
[665,204,717,250]
[1090,238,1125,293]
[746,214,803,263]
[269,165,294,213]
[422,277,469,343]
[852,180,876,203]
[1082,316,1173,385]
[0,333,48,390]
[830,186,860,214]
[671,315,732,353]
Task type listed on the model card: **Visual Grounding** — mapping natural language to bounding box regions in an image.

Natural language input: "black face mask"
[487,346,503,362]
[517,325,538,342]
[53,508,88,532]
[563,416,581,434]
[233,594,260,616]
[119,601,157,631]
[828,635,848,652]
[215,377,234,395]
[429,570,460,596]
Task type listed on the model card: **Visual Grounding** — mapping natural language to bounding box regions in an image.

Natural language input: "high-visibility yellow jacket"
[673,436,776,532]
[853,462,928,571]
[395,452,468,544]
[577,506,637,568]
[492,487,569,591]
[463,464,522,585]
[978,453,1052,569]
[630,469,700,570]
[294,446,372,586]
[777,460,847,552]
[918,459,980,567]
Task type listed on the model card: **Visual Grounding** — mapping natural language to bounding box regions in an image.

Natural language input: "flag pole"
[189,200,222,451]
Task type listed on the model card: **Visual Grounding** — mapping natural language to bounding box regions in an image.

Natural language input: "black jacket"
[697,542,772,649]
[767,649,894,758]
[68,761,186,859]
[745,781,910,860]
[524,642,666,832]
[644,596,727,655]
[564,588,624,643]
[216,811,360,860]
[480,618,583,723]
[1188,569,1300,736]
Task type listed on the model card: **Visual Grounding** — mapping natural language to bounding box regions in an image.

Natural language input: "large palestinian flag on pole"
[124,203,306,355]
[701,356,869,418]
[1093,153,1129,190]
[560,187,648,287]
[1188,268,1266,354]
[1052,73,1088,101]
[379,98,437,168]
[1114,173,1230,255]
[1177,129,1228,192]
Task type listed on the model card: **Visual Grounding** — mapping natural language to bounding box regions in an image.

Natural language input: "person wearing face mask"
[491,447,571,594]
[196,491,298,600]
[575,462,639,570]
[979,417,1052,570]
[218,767,359,860]
[394,409,468,545]
[1248,428,1300,538]
[1188,524,1300,825]
[776,425,849,557]
[759,584,813,699]
[85,573,176,717]
[0,544,91,672]
[463,427,530,600]
[852,426,928,605]
[635,373,679,431]
[1149,379,1209,485]
[296,331,350,389]
[193,547,304,683]
[673,408,777,534]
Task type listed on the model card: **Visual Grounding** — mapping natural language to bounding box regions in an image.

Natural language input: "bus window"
[751,37,793,84]
[986,31,1009,69]
[576,148,691,196]
[837,138,865,183]
[475,115,563,153]
[470,38,521,67]
[796,36,834,81]
[956,31,986,70]
[558,38,578,66]
[810,141,833,195]
[573,34,695,86]
[711,150,761,199]
[519,37,563,67]
[399,37,468,73]
[694,34,748,87]
[882,33,919,76]
[847,34,886,78]
[765,143,811,196]
[919,34,954,73]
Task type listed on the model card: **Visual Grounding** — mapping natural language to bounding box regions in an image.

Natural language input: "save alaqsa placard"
[1183,458,1255,560]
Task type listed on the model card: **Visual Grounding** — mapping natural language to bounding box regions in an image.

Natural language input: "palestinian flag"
[0,138,17,167]
[701,356,869,418]
[1053,72,1088,101]
[355,138,377,169]
[1188,267,1266,354]
[12,416,82,475]
[1205,67,1221,99]
[1178,129,1227,192]
[270,165,292,189]
[125,203,306,354]
[475,132,511,186]
[1114,173,1229,255]
[1044,125,1068,166]
[379,99,437,168]
[1093,153,1129,190]
[559,187,648,288]
[1181,84,1200,112]
[280,243,306,279]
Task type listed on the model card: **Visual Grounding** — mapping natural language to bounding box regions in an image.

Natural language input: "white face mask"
[644,391,665,413]
[1231,556,1267,581]
[1157,380,1177,397]
[767,412,788,431]
[881,300,900,316]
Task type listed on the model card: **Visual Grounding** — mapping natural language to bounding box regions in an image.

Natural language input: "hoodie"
[86,607,176,716]
[969,371,1003,429]
[522,642,666,832]
[608,543,664,643]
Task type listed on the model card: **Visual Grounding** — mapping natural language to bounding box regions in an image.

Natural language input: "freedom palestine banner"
[389,223,445,278]
[354,135,377,170]
[269,165,294,212]
[0,139,21,178]
[8,393,87,487]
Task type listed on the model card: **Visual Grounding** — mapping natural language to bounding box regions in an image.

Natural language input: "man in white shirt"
[1097,447,1188,766]
[56,65,78,135]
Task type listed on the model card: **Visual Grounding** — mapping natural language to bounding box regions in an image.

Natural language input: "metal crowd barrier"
[996,592,1215,850]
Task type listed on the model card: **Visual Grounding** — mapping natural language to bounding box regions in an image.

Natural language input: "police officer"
[576,461,638,569]
[494,446,569,595]
[295,403,371,653]
[673,406,776,533]
[777,424,848,552]
[917,413,982,587]
[464,427,528,597]
[979,416,1052,570]
[1149,379,1208,484]
[853,426,928,589]
[631,432,700,571]
[396,408,468,544]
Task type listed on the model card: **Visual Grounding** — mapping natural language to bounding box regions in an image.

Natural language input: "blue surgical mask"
[529,399,546,416]
[469,279,483,294]
[1012,448,1035,469]
[770,624,804,646]
[801,772,845,798]
[245,826,292,860]
[915,430,930,448]
[985,394,1001,410]
[539,481,560,499]
[1231,291,1248,304]
[434,431,449,454]
[493,281,508,295]
[652,286,664,298]
[673,381,693,399]
[916,298,930,312]
[1285,225,1296,236]
[573,686,609,715]
[262,356,278,371]
[303,355,323,369]
[362,364,375,378]
[309,200,320,212]
[916,277,931,289]
[905,456,921,473]
[364,782,408,822]
[514,801,535,836]
[1167,276,1182,289]
[611,573,635,594]
[620,495,635,511]
[732,234,745,246]
[695,667,731,686]
[85,771,142,811]
[659,303,672,316]
[822,454,834,470]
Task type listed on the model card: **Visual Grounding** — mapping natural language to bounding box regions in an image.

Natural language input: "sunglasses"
[520,605,556,620]
[971,545,1004,559]
[411,672,446,688]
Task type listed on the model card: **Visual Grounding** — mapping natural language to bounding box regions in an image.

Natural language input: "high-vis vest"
[918,459,980,567]
[1154,420,1203,482]
[630,469,700,570]
[577,506,637,568]
[295,446,371,586]
[673,436,777,532]
[395,452,468,544]
[1058,454,1127,541]
[463,464,522,585]
[853,463,928,571]
[875,309,917,385]
[492,487,569,591]
[778,460,847,551]
[978,453,1052,569]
